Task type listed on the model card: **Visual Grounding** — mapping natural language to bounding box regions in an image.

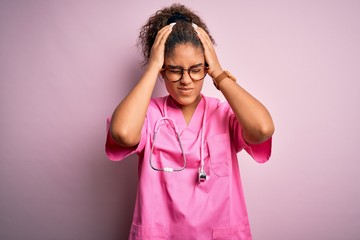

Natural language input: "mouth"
[178,88,193,94]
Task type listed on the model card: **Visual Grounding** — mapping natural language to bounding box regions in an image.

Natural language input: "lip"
[178,88,193,94]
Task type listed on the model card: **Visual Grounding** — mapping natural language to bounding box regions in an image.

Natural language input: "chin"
[171,94,200,108]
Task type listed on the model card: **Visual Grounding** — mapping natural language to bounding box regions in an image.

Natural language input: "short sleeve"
[229,112,272,163]
[243,137,272,163]
[105,117,147,161]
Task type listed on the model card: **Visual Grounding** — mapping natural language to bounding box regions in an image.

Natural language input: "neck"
[170,95,202,125]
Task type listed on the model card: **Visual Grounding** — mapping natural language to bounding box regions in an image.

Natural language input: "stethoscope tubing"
[149,117,187,172]
[149,95,207,176]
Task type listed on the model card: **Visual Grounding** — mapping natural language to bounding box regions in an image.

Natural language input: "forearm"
[110,24,174,147]
[218,77,275,144]
[110,66,159,147]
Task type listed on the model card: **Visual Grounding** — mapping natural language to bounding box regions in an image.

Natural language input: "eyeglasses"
[161,64,208,82]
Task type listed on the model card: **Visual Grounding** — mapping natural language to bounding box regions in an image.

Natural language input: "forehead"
[165,43,204,66]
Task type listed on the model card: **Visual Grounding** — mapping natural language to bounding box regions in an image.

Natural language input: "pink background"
[1,0,359,239]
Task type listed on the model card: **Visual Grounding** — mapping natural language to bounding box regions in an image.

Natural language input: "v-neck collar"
[165,95,205,133]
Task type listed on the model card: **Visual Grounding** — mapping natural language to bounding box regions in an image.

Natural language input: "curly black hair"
[138,3,215,66]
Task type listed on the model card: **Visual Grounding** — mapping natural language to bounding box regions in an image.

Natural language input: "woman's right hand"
[110,23,175,148]
[147,23,175,71]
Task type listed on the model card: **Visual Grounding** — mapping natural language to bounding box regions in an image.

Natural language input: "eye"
[190,68,202,73]
[169,69,182,74]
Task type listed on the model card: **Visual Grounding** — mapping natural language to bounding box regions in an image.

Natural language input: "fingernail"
[169,23,176,31]
[192,23,198,29]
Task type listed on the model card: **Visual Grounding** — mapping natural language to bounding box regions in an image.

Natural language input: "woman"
[106,3,274,240]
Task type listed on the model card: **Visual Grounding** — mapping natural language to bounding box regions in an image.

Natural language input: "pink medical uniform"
[105,95,272,240]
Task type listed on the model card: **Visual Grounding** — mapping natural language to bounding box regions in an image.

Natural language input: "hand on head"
[147,23,176,71]
[148,21,223,81]
[192,24,223,79]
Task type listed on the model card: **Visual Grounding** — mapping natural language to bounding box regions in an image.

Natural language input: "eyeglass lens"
[163,65,207,82]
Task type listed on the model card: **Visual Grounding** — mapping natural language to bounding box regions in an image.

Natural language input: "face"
[163,43,205,110]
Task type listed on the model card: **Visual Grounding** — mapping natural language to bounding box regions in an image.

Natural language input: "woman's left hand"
[194,24,274,144]
[193,24,223,79]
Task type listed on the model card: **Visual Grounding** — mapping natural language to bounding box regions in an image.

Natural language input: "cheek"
[164,81,175,93]
[196,81,204,91]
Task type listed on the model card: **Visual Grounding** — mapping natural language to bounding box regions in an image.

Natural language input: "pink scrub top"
[105,95,272,240]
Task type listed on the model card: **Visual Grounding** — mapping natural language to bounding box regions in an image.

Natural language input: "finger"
[193,26,212,45]
[193,26,214,57]
[196,31,215,58]
[153,24,175,47]
[148,24,175,69]
[193,26,222,76]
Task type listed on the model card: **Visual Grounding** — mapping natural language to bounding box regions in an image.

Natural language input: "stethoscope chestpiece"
[198,168,207,183]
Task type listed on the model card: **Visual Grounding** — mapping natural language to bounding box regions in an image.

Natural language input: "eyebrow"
[166,63,204,69]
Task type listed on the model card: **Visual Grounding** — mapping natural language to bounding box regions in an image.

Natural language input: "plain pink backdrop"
[1,0,359,239]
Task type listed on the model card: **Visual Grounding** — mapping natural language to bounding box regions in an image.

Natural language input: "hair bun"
[166,12,191,24]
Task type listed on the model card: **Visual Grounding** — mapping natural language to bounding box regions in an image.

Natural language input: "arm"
[110,24,174,147]
[195,26,275,144]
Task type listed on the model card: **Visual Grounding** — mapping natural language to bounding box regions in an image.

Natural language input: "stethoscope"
[149,95,208,182]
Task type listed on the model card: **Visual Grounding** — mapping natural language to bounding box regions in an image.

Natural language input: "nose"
[180,70,192,85]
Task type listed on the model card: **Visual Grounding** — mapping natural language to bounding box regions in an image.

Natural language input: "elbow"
[259,123,275,141]
[110,124,140,148]
[245,122,275,144]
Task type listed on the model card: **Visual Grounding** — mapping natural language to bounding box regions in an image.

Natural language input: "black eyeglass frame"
[161,64,209,82]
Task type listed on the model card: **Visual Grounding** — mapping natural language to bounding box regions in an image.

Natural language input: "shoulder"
[147,96,167,116]
[203,95,220,105]
[149,96,166,108]
[203,95,231,113]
